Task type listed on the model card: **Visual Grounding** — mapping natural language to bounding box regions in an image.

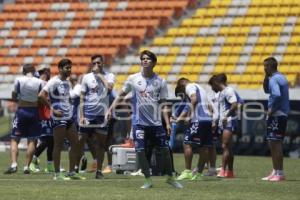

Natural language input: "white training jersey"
[210,92,219,122]
[185,83,212,123]
[122,72,168,126]
[42,75,72,120]
[81,72,115,119]
[14,75,44,102]
[217,86,237,127]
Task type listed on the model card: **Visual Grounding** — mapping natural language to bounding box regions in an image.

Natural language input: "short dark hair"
[58,58,72,69]
[264,57,277,70]
[208,75,217,85]
[22,64,35,75]
[216,73,227,84]
[91,54,104,62]
[140,50,157,64]
[175,77,189,95]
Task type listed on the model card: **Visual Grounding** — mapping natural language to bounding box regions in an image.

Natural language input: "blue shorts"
[133,125,168,151]
[79,116,107,135]
[51,119,73,129]
[267,116,287,141]
[11,107,41,139]
[184,121,212,147]
[40,120,52,137]
[218,119,237,134]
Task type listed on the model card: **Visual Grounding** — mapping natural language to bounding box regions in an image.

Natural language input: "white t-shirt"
[14,75,44,102]
[42,75,72,120]
[122,72,168,126]
[217,86,237,127]
[185,83,212,123]
[81,72,115,119]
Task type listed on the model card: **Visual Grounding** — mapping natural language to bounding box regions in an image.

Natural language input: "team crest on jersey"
[136,130,145,139]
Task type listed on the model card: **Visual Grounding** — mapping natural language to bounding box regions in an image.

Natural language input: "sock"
[160,148,173,177]
[136,150,151,178]
[47,161,53,165]
[32,156,37,162]
[11,162,17,168]
[276,170,284,176]
[24,166,29,171]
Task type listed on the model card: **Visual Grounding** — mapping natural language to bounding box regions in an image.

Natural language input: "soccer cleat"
[262,170,275,181]
[269,175,285,182]
[68,172,86,180]
[24,169,30,174]
[191,173,203,181]
[176,169,193,181]
[102,166,112,174]
[131,169,144,176]
[29,163,40,173]
[44,163,55,173]
[140,178,153,189]
[217,169,226,178]
[95,170,104,179]
[32,157,40,166]
[166,176,183,189]
[80,157,87,172]
[53,173,71,181]
[4,166,17,174]
[225,170,235,178]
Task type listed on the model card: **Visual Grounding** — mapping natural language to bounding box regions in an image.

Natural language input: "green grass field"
[0,152,299,200]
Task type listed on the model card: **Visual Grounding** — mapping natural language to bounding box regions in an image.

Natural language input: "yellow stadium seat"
[186,56,197,64]
[240,74,252,83]
[116,75,128,84]
[187,74,198,82]
[129,65,140,73]
[214,65,225,73]
[190,46,202,54]
[177,27,189,36]
[187,28,198,36]
[165,56,176,64]
[192,66,203,73]
[160,66,172,73]
[279,66,290,73]
[225,65,236,73]
[181,65,193,73]
[194,37,205,44]
[169,47,180,55]
[182,18,194,27]
[245,65,257,73]
[166,28,178,36]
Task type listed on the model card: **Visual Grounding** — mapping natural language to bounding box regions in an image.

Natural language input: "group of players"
[3,50,289,188]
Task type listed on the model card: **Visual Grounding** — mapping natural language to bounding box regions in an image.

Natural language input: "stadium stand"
[0,0,299,92]
[0,0,194,81]
[110,0,300,91]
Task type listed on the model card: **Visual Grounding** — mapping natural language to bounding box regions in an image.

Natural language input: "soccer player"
[78,54,115,179]
[38,58,84,180]
[29,66,54,173]
[209,74,239,178]
[4,64,43,174]
[174,78,213,181]
[107,50,182,189]
[262,57,289,182]
[102,90,117,174]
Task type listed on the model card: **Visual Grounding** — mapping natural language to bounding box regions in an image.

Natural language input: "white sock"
[271,169,275,175]
[276,170,284,176]
[11,163,17,168]
[24,166,29,171]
